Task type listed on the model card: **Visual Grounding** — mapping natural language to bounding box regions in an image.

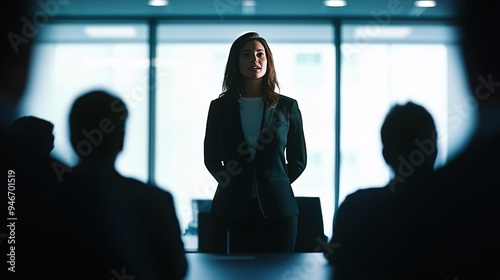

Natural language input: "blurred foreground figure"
[426,0,500,278]
[61,90,188,279]
[1,2,68,279]
[327,102,438,279]
[327,1,500,278]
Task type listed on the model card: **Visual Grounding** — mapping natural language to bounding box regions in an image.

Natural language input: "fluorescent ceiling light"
[324,0,347,7]
[84,26,137,38]
[148,0,168,7]
[354,26,412,39]
[414,0,436,8]
[242,0,256,7]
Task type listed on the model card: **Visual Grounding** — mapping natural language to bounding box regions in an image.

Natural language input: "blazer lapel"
[262,104,276,130]
[255,100,277,158]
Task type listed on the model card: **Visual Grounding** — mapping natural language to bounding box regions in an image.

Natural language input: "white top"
[240,97,265,159]
[240,97,265,198]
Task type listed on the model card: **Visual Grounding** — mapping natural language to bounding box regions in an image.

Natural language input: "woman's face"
[238,40,267,81]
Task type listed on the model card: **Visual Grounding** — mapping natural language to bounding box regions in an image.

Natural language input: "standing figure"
[204,32,307,253]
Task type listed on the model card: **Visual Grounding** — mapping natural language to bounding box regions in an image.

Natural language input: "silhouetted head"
[9,116,54,157]
[381,102,438,176]
[460,0,500,109]
[223,32,279,107]
[69,90,128,160]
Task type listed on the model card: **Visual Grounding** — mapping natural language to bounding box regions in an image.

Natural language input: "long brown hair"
[222,32,279,108]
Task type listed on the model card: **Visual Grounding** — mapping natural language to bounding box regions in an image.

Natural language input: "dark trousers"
[223,198,298,253]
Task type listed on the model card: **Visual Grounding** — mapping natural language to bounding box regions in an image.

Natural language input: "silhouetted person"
[61,90,187,279]
[332,2,500,278]
[9,116,54,157]
[0,2,71,279]
[416,0,500,278]
[6,116,67,272]
[7,116,67,183]
[326,102,439,279]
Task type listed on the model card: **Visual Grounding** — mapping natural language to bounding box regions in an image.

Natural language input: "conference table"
[185,252,334,280]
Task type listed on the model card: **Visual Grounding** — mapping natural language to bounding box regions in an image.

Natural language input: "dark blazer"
[60,165,188,280]
[204,92,307,220]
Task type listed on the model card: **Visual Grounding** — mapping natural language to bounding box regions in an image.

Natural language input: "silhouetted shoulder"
[121,176,172,194]
[329,186,394,278]
[334,186,392,235]
[335,186,392,234]
[342,186,391,206]
[108,175,179,215]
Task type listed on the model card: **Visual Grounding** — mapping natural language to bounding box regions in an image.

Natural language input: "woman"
[204,32,307,253]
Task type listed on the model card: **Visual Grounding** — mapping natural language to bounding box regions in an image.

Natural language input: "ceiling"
[47,0,460,20]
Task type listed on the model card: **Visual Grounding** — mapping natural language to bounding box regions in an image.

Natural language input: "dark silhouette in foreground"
[0,2,71,279]
[9,116,54,157]
[7,116,66,184]
[60,90,187,279]
[327,1,500,278]
[423,0,500,277]
[327,102,438,279]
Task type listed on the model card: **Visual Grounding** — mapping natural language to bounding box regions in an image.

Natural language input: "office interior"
[18,0,475,251]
